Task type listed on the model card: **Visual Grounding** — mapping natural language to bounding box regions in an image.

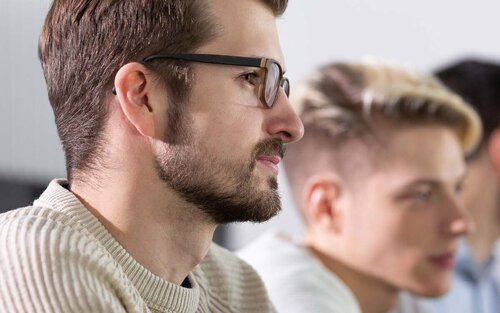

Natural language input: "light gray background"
[1,0,499,249]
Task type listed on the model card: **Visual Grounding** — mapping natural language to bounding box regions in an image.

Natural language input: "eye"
[394,186,437,206]
[413,190,432,203]
[240,71,260,86]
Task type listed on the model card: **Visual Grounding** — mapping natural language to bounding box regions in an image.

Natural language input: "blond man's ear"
[302,174,345,234]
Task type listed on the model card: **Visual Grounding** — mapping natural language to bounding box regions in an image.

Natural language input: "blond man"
[239,61,481,313]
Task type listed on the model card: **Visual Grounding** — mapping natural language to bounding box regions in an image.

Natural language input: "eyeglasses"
[112,53,289,108]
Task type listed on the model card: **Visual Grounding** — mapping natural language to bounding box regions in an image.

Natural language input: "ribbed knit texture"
[0,179,275,313]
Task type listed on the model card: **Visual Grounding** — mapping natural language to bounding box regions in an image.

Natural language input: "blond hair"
[291,60,482,154]
[285,60,482,208]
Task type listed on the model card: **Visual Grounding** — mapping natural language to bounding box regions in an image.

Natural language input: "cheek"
[348,202,431,276]
[193,107,264,156]
[346,195,405,250]
[372,211,451,292]
[188,72,266,154]
[361,220,420,266]
[344,190,453,293]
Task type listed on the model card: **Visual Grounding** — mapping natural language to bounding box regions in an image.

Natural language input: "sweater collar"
[34,179,201,313]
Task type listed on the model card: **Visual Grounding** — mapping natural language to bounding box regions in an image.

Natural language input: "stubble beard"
[155,137,285,224]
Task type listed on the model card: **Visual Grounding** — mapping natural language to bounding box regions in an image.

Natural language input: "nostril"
[278,131,293,142]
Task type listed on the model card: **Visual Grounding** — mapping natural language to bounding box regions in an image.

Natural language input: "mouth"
[428,251,456,269]
[256,155,281,175]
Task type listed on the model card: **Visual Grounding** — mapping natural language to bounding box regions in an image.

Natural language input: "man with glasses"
[0,0,302,312]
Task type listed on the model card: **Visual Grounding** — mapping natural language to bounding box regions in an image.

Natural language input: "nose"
[441,196,473,237]
[265,89,304,143]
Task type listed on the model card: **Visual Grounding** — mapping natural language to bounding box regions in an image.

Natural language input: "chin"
[411,281,450,298]
[255,173,278,190]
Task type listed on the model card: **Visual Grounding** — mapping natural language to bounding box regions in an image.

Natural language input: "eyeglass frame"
[112,53,289,108]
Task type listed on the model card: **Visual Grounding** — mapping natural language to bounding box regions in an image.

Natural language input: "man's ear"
[302,174,344,233]
[487,128,500,176]
[113,62,157,138]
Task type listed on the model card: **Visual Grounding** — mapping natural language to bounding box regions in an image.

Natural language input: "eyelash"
[400,182,464,206]
[240,71,261,86]
[413,190,432,203]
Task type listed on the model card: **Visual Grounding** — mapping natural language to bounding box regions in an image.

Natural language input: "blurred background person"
[239,60,482,313]
[421,59,500,313]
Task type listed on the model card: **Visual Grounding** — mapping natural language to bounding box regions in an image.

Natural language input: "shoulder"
[238,233,362,313]
[0,206,142,312]
[238,232,316,285]
[0,205,100,256]
[192,243,275,313]
[237,231,297,268]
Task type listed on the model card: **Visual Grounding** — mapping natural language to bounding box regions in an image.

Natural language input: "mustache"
[253,138,286,160]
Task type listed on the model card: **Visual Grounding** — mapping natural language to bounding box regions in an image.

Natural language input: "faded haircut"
[284,60,482,206]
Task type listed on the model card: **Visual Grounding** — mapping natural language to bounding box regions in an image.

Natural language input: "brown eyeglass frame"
[112,53,289,108]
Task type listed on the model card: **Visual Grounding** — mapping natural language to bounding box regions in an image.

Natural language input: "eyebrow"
[401,179,440,190]
[400,173,467,190]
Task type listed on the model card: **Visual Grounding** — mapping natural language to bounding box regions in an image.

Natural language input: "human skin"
[303,123,471,313]
[71,0,303,285]
[462,129,500,262]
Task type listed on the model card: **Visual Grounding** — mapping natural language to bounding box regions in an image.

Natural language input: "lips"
[257,155,281,175]
[253,138,284,175]
[428,251,456,269]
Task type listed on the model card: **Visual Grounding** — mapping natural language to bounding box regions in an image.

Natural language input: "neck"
[307,240,398,313]
[467,203,500,263]
[71,169,216,285]
[465,152,500,263]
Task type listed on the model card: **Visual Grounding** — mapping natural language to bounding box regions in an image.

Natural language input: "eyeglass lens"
[264,62,281,107]
[281,78,290,97]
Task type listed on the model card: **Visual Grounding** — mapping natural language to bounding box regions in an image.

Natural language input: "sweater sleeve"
[0,214,130,313]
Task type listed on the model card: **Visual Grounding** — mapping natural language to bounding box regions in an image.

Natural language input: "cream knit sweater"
[0,179,275,313]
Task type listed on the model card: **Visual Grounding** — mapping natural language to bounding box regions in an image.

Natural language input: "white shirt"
[238,231,428,313]
[238,232,361,313]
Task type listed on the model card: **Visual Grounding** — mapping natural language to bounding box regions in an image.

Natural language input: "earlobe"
[113,63,155,137]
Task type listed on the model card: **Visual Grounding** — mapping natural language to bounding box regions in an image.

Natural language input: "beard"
[154,137,285,224]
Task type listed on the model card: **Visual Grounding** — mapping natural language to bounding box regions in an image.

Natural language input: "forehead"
[372,124,466,185]
[201,0,285,67]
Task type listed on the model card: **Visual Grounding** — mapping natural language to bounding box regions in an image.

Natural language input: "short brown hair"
[284,60,482,204]
[39,0,288,183]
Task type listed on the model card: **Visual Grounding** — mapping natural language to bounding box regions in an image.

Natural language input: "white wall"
[0,0,62,181]
[1,0,499,248]
[278,0,500,85]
